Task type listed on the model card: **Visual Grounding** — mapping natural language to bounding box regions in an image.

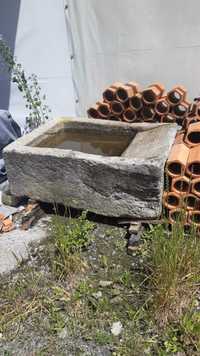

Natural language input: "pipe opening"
[98,105,110,116]
[187,131,200,144]
[87,108,99,118]
[174,180,189,192]
[130,96,142,110]
[173,105,187,117]
[170,210,182,222]
[143,89,156,103]
[194,181,200,193]
[124,109,136,121]
[117,88,128,102]
[103,89,115,102]
[184,195,197,208]
[143,106,154,119]
[191,212,200,224]
[167,91,181,105]
[167,162,182,175]
[156,101,169,114]
[111,102,124,115]
[166,195,179,207]
[188,162,200,175]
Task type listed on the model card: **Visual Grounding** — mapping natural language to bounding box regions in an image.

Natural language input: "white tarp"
[1,0,200,124]
[67,0,200,116]
[0,0,76,127]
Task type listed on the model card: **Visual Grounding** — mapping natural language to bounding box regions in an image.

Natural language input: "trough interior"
[28,122,136,157]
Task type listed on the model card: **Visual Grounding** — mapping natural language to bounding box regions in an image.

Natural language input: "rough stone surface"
[4,117,177,219]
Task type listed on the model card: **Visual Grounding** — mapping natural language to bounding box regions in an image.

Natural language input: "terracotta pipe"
[174,132,184,145]
[183,193,199,210]
[135,110,144,122]
[186,146,200,178]
[196,103,200,119]
[111,82,124,88]
[142,83,165,104]
[188,210,200,226]
[185,122,200,146]
[103,82,123,103]
[155,96,170,115]
[169,208,188,224]
[172,176,190,195]
[116,85,134,103]
[166,143,189,177]
[188,102,198,117]
[183,117,199,131]
[171,101,190,119]
[122,108,137,123]
[129,93,143,111]
[103,88,116,103]
[191,178,200,197]
[97,101,111,118]
[163,191,181,209]
[167,86,187,105]
[126,81,140,94]
[111,100,125,116]
[142,105,155,121]
[87,104,102,119]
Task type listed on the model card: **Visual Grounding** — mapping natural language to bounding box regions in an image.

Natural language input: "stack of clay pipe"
[88,81,200,226]
[164,103,200,228]
[87,82,192,125]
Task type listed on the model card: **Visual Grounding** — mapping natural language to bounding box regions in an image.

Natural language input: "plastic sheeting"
[0,0,76,127]
[67,0,200,116]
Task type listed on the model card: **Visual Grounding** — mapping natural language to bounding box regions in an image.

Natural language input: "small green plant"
[0,37,51,132]
[145,219,200,325]
[50,211,95,277]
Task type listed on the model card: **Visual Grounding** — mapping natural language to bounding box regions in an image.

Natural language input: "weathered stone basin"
[3,117,177,219]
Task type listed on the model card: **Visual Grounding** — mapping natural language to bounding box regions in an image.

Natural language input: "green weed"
[145,220,200,325]
[50,211,95,277]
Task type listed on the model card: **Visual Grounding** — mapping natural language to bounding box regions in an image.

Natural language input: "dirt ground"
[0,216,199,356]
[0,221,145,356]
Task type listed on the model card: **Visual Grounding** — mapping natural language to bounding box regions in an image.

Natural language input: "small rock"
[128,223,142,234]
[128,234,141,246]
[92,291,102,299]
[111,321,123,336]
[99,280,113,287]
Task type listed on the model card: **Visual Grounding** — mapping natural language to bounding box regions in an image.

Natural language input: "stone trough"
[3,117,177,219]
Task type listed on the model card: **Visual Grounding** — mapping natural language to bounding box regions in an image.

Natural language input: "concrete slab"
[4,117,177,219]
[0,217,48,275]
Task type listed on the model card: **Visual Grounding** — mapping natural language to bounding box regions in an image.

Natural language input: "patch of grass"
[145,220,200,326]
[1,211,200,355]
[94,330,113,345]
[50,211,95,277]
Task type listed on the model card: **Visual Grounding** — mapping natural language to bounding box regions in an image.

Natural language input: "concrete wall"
[68,0,200,115]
